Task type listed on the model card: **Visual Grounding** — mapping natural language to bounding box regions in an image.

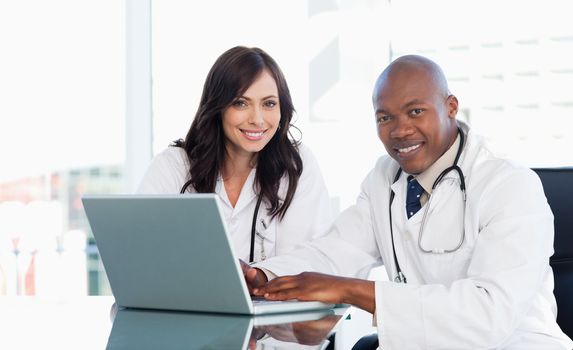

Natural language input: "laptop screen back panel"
[83,194,254,314]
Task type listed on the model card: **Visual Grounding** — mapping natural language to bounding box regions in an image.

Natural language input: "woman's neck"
[222,150,257,180]
[222,150,258,208]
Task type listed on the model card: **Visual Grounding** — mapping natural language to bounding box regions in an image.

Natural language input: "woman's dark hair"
[174,46,302,220]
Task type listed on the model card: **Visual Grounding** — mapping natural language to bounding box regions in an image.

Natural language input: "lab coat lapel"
[231,169,258,217]
[389,175,418,280]
[214,175,231,207]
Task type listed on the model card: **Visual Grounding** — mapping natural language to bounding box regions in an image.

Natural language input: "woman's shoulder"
[296,142,318,165]
[153,146,189,168]
[137,146,190,194]
[289,142,326,186]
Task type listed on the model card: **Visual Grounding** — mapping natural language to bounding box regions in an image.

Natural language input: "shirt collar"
[412,132,461,194]
[215,169,258,214]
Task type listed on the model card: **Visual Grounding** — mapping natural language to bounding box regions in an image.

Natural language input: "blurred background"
[1,0,572,297]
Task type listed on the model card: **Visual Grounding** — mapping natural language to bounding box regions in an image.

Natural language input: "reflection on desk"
[0,297,374,349]
[108,307,349,350]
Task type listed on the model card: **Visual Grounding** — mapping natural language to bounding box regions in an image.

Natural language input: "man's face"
[373,67,458,174]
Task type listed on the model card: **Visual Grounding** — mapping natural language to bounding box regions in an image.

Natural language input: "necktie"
[406,175,424,219]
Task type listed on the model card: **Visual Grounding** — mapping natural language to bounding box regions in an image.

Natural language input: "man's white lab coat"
[257,122,573,349]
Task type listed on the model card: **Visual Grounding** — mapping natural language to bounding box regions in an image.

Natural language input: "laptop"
[82,194,333,315]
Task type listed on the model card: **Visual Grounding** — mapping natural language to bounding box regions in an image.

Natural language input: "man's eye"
[410,108,423,116]
[376,115,391,124]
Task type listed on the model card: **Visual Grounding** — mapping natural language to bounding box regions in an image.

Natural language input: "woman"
[137,46,333,263]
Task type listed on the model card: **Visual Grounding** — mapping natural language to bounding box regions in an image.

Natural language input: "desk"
[0,297,376,349]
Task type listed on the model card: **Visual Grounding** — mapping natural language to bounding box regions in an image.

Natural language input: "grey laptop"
[82,194,333,315]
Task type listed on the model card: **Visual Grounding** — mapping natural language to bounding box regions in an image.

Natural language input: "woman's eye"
[232,99,247,108]
[263,100,278,108]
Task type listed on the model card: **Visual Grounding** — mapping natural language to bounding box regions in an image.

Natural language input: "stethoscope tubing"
[417,166,466,254]
[249,195,263,263]
[389,128,466,283]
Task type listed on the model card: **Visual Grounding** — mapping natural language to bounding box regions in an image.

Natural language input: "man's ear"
[447,95,459,119]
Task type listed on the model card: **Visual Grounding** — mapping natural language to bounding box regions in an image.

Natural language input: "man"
[243,55,573,349]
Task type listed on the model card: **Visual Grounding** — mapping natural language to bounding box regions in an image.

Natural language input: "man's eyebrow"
[375,99,427,114]
[401,99,426,110]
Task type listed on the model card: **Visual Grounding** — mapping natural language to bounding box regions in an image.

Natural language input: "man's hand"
[248,316,339,348]
[253,272,376,313]
[239,259,268,294]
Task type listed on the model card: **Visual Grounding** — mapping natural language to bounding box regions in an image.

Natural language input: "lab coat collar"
[407,120,479,194]
[389,120,478,223]
[455,120,480,184]
[414,132,461,195]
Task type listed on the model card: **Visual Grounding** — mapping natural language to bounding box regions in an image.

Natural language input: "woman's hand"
[239,259,268,294]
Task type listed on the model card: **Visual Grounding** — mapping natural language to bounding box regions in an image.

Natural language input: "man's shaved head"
[373,55,450,103]
[372,55,459,174]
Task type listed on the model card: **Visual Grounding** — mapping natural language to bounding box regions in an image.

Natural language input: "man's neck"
[414,129,462,195]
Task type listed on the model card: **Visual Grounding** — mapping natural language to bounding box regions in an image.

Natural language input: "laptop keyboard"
[251,296,298,305]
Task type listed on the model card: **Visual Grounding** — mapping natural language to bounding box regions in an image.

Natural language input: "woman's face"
[222,69,281,159]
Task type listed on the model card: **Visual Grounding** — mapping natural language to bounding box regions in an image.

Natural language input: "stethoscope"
[389,127,467,283]
[249,195,264,263]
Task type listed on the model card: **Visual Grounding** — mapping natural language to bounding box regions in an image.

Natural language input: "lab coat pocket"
[420,245,473,284]
[255,216,276,261]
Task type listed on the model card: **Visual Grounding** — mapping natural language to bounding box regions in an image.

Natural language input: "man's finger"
[263,276,300,292]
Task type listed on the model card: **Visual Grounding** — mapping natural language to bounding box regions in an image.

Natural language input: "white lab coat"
[257,122,573,349]
[136,143,334,262]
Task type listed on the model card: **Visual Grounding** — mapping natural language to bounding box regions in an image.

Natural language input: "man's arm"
[252,168,384,279]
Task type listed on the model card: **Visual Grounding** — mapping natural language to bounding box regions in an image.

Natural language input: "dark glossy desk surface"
[0,296,374,349]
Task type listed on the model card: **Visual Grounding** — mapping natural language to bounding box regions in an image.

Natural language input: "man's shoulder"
[470,150,539,190]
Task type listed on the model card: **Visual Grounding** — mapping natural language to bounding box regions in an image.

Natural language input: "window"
[0,0,124,296]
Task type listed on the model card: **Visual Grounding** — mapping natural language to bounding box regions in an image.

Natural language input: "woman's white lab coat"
[257,122,573,349]
[137,143,334,262]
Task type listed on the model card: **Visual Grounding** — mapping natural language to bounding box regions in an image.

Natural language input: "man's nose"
[390,117,414,138]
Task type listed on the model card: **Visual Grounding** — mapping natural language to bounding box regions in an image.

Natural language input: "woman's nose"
[248,107,265,126]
